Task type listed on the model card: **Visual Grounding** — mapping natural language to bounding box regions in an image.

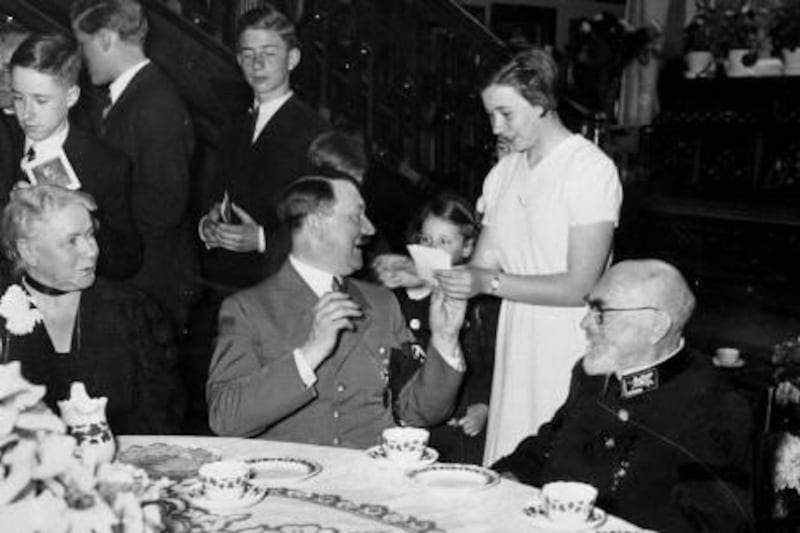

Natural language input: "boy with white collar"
[7,31,141,280]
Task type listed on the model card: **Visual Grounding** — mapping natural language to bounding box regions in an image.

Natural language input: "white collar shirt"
[289,254,335,298]
[22,122,69,166]
[108,59,150,105]
[251,90,293,143]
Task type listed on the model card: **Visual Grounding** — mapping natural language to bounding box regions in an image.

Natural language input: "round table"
[119,435,646,533]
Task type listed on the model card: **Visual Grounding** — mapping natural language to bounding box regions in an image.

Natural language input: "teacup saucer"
[365,445,438,468]
[178,480,267,511]
[523,503,606,531]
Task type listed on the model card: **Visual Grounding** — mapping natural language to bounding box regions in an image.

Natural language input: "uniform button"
[378,346,387,355]
[617,409,629,422]
[336,383,346,393]
[332,437,341,445]
[409,318,421,330]
[332,410,340,419]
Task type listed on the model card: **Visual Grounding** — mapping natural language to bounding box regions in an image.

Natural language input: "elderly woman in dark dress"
[0,185,183,434]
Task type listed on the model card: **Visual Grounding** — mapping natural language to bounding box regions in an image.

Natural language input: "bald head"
[581,260,695,375]
[603,259,695,337]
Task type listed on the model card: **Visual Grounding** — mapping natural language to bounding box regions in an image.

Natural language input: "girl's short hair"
[406,191,480,245]
[483,47,559,112]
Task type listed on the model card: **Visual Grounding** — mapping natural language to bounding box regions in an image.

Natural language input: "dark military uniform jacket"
[493,348,754,532]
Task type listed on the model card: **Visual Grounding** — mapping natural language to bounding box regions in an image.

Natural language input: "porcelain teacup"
[381,427,429,463]
[715,347,741,366]
[198,460,250,500]
[541,480,598,526]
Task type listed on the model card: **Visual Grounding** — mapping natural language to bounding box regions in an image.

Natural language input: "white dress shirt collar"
[24,122,70,160]
[252,90,293,142]
[108,59,150,105]
[290,254,335,298]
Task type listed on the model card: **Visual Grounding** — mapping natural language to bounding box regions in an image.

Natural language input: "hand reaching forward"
[298,291,363,369]
[435,265,491,300]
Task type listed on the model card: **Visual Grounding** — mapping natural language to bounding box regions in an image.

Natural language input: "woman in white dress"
[436,49,622,465]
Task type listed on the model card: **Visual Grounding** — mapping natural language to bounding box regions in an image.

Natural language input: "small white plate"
[712,356,745,368]
[365,445,439,468]
[523,503,607,531]
[406,463,499,490]
[245,457,323,485]
[180,480,267,511]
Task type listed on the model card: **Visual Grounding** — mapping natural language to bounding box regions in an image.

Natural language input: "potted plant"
[716,0,760,76]
[683,1,720,77]
[770,0,800,74]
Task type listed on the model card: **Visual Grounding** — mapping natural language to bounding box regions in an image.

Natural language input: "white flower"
[0,284,43,335]
[774,432,800,493]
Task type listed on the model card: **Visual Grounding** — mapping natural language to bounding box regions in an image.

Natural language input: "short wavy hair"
[1,185,97,274]
[235,4,298,51]
[10,32,82,87]
[70,0,148,46]
[483,47,559,112]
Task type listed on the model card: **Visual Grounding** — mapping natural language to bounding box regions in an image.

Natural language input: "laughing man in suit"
[207,175,467,448]
[5,31,141,280]
[71,0,197,332]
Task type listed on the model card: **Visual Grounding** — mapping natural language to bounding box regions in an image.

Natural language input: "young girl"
[375,192,499,464]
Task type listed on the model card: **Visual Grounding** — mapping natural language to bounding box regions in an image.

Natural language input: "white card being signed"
[407,244,451,285]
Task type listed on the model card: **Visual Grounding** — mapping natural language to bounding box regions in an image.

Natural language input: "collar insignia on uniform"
[620,367,658,398]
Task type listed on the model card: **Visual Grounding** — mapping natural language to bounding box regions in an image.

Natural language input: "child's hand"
[450,403,489,437]
[372,254,425,289]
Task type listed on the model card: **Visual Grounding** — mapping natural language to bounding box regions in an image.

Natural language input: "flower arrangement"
[774,432,800,493]
[684,0,774,63]
[0,361,167,532]
[563,11,661,118]
[684,1,723,52]
[567,12,662,73]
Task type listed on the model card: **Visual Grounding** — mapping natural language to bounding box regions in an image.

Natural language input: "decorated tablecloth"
[119,435,647,533]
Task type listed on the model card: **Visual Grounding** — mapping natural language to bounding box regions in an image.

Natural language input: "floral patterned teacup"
[381,427,429,463]
[541,481,598,526]
[198,460,250,500]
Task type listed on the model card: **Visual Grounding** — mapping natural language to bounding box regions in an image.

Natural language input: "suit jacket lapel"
[272,262,319,347]
[330,278,374,377]
[249,95,297,157]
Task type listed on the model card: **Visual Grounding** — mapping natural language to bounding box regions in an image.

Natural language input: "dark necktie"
[26,145,35,162]
[249,105,260,143]
[100,86,113,120]
[331,276,344,293]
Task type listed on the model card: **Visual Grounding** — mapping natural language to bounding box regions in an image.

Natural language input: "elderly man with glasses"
[492,259,754,532]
